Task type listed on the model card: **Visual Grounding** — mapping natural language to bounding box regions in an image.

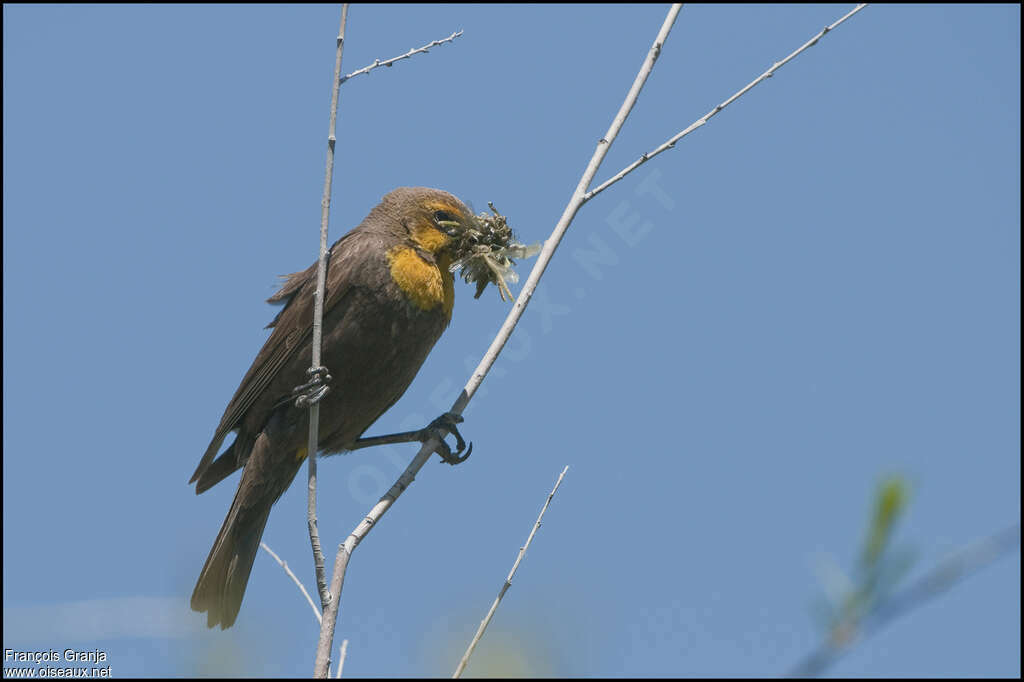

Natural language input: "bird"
[190,187,476,629]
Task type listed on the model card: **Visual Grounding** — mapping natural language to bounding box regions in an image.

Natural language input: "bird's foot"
[293,366,332,408]
[420,412,472,465]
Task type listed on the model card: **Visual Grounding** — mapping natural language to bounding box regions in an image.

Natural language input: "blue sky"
[3,3,1019,678]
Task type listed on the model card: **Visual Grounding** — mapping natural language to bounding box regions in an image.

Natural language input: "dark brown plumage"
[190,187,476,629]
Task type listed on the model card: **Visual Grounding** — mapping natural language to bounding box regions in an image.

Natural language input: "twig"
[339,31,463,85]
[337,639,349,678]
[310,6,683,677]
[260,542,322,625]
[791,523,1021,677]
[585,3,868,202]
[313,445,433,678]
[309,2,348,667]
[312,15,465,679]
[453,467,570,678]
[454,3,684,413]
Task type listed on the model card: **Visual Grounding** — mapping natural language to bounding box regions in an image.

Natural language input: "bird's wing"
[191,231,367,484]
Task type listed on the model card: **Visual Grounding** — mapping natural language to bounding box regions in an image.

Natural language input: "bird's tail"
[191,483,272,629]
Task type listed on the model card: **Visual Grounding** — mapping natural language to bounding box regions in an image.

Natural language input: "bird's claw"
[422,412,473,465]
[293,366,332,408]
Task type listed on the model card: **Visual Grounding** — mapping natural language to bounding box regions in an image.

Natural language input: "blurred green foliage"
[815,475,917,643]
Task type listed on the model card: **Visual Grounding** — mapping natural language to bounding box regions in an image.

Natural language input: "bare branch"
[453,3,684,413]
[310,6,683,676]
[453,467,570,678]
[586,3,868,201]
[309,4,349,674]
[336,639,348,678]
[314,446,432,677]
[340,31,463,85]
[260,542,322,625]
[791,524,1021,678]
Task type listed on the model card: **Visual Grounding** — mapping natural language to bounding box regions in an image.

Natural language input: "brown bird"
[190,187,476,629]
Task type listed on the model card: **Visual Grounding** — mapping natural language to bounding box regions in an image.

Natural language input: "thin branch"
[585,3,868,202]
[312,15,467,679]
[313,446,432,678]
[309,0,348,648]
[453,467,570,678]
[310,6,682,677]
[791,523,1021,678]
[260,542,322,625]
[336,639,348,679]
[339,31,463,85]
[454,3,684,413]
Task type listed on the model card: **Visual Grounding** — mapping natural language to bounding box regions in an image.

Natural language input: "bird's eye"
[434,210,456,224]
